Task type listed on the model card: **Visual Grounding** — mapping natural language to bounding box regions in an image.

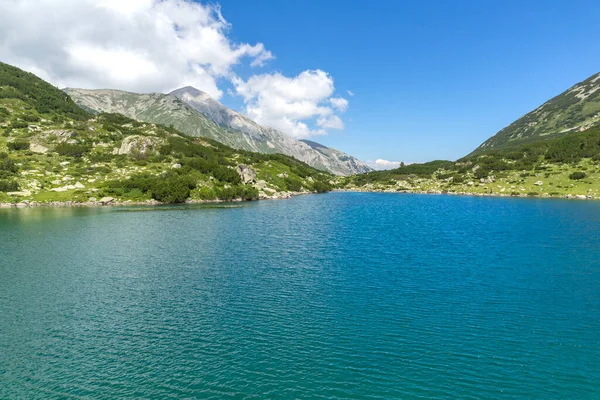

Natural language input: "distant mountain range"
[473,71,600,154]
[65,87,372,175]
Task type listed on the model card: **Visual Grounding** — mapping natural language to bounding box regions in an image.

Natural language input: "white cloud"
[347,90,355,96]
[0,0,273,99]
[330,97,349,112]
[317,115,344,129]
[233,70,347,138]
[368,159,405,170]
[0,0,348,139]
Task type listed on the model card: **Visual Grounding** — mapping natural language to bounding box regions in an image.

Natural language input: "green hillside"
[472,71,600,154]
[0,62,333,206]
[342,126,600,199]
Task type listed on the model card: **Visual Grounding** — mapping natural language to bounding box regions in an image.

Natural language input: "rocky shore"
[0,191,310,208]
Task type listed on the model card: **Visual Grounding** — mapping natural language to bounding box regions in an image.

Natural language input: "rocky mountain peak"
[169,86,213,103]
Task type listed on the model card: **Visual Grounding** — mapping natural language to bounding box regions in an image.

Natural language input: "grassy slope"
[342,127,600,199]
[471,72,600,154]
[0,63,333,205]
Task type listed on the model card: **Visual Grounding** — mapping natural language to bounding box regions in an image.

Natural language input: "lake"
[1,193,599,399]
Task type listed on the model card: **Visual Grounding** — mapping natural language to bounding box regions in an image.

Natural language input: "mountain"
[0,61,334,205]
[169,87,373,175]
[65,87,372,175]
[473,71,600,154]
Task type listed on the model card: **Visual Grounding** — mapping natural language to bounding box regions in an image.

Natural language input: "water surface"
[1,193,599,398]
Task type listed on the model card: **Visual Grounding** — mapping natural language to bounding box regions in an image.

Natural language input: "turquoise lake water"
[1,192,599,399]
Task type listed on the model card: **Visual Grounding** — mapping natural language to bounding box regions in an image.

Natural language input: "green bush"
[284,177,303,192]
[240,186,259,201]
[22,114,40,122]
[8,140,29,151]
[196,186,217,200]
[312,180,332,193]
[10,121,29,129]
[54,143,88,157]
[151,178,191,203]
[0,179,18,192]
[0,154,18,174]
[569,171,586,180]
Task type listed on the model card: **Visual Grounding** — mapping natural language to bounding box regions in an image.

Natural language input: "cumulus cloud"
[233,70,346,138]
[0,0,348,138]
[330,97,349,112]
[0,0,273,99]
[368,159,406,170]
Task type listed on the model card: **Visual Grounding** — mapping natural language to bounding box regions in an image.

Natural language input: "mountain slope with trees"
[64,86,372,175]
[0,61,333,206]
[472,71,600,154]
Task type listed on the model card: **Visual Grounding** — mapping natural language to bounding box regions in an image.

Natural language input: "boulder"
[30,143,48,154]
[116,135,164,155]
[236,164,257,184]
[99,196,115,204]
[277,173,289,178]
[254,180,267,190]
[534,181,543,186]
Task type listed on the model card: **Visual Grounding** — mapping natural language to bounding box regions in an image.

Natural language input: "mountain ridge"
[473,71,600,154]
[65,87,372,175]
[169,86,373,175]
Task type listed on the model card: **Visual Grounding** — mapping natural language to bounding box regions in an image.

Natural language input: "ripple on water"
[1,193,600,399]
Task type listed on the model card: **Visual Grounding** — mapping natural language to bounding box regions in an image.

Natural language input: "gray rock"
[30,143,48,154]
[254,180,267,190]
[99,196,115,204]
[117,135,164,155]
[236,164,257,184]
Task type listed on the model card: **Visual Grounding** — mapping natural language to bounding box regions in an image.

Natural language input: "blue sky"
[214,0,600,163]
[1,0,599,166]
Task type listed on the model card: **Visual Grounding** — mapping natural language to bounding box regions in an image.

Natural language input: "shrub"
[151,179,190,203]
[240,186,259,201]
[0,155,18,174]
[214,186,237,201]
[10,121,29,129]
[0,179,18,192]
[8,140,29,151]
[195,186,217,200]
[54,143,88,157]
[22,114,40,122]
[284,177,303,192]
[569,171,586,180]
[312,180,332,193]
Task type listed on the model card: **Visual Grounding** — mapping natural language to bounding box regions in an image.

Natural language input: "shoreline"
[0,190,312,209]
[333,188,600,200]
[1,188,598,209]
